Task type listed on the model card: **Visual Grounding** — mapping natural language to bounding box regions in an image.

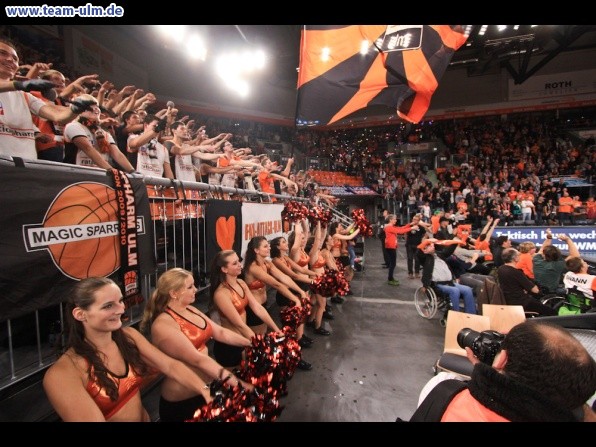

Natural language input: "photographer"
[411,321,596,422]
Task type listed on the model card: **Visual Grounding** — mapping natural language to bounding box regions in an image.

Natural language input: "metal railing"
[0,157,312,392]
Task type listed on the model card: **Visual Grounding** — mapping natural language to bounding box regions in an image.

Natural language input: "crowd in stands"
[2,26,595,229]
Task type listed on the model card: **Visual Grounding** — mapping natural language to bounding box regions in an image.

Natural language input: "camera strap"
[408,380,468,422]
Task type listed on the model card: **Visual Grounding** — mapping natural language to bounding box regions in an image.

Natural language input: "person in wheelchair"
[557,257,596,314]
[417,239,477,314]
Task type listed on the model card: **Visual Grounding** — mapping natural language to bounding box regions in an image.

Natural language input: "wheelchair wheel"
[415,286,438,319]
[541,294,567,311]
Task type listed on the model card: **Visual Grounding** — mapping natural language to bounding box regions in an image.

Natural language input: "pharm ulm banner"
[0,165,154,322]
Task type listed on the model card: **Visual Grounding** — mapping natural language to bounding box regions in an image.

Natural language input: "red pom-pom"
[188,380,283,422]
[306,205,333,228]
[310,267,350,297]
[282,201,309,224]
[351,208,373,237]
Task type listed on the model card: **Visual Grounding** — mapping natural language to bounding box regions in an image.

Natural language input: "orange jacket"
[441,389,509,422]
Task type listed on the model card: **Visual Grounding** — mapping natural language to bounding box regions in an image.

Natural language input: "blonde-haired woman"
[140,267,252,422]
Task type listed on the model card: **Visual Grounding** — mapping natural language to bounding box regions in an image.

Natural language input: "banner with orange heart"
[205,199,242,269]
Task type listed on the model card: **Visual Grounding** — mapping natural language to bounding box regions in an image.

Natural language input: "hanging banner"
[0,164,154,322]
[240,203,284,258]
[204,199,243,268]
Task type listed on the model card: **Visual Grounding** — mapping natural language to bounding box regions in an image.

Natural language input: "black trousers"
[385,247,397,281]
[406,245,420,275]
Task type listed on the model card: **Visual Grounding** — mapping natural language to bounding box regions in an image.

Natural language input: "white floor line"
[348,297,415,305]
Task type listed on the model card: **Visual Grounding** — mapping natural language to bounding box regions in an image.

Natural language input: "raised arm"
[485,217,500,240]
[537,228,553,256]
[558,233,580,260]
[289,222,305,263]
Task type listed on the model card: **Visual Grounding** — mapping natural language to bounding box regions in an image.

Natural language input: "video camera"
[457,328,505,365]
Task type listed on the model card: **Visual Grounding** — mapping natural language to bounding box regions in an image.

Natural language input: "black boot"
[297,359,313,370]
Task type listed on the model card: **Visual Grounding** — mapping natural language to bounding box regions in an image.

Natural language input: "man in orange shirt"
[257,158,297,203]
[557,190,574,225]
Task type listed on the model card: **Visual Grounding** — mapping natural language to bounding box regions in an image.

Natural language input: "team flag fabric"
[296,25,467,126]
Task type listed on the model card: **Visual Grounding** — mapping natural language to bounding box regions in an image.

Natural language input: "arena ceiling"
[127,25,596,90]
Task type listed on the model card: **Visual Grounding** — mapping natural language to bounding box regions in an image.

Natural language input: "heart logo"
[216,216,236,250]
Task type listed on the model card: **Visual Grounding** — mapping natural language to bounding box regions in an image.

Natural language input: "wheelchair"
[414,284,452,326]
[541,287,595,315]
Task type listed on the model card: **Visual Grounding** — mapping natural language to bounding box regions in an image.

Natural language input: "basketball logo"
[23,182,120,280]
[124,271,138,293]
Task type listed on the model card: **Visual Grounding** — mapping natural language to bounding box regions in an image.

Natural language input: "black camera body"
[457,328,505,365]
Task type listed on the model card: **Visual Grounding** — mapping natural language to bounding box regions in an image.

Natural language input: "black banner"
[108,169,144,309]
[0,164,155,322]
[205,199,242,269]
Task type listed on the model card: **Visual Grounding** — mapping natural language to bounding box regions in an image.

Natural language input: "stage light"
[156,25,187,44]
[186,35,207,61]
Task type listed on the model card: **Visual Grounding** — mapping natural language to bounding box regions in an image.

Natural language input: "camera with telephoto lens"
[457,328,505,365]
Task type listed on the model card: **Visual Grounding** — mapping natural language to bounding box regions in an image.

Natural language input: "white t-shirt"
[164,141,195,182]
[135,138,169,178]
[64,121,116,168]
[0,90,45,159]
[563,271,596,299]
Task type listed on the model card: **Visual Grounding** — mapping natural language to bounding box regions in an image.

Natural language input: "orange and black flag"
[296,25,467,126]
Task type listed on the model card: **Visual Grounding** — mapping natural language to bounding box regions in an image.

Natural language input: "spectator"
[491,235,511,268]
[516,241,536,280]
[63,95,134,172]
[165,121,222,182]
[0,39,94,160]
[558,190,574,225]
[405,214,429,279]
[417,239,476,314]
[533,229,580,294]
[32,70,98,162]
[498,248,556,316]
[128,114,173,179]
[563,257,596,301]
